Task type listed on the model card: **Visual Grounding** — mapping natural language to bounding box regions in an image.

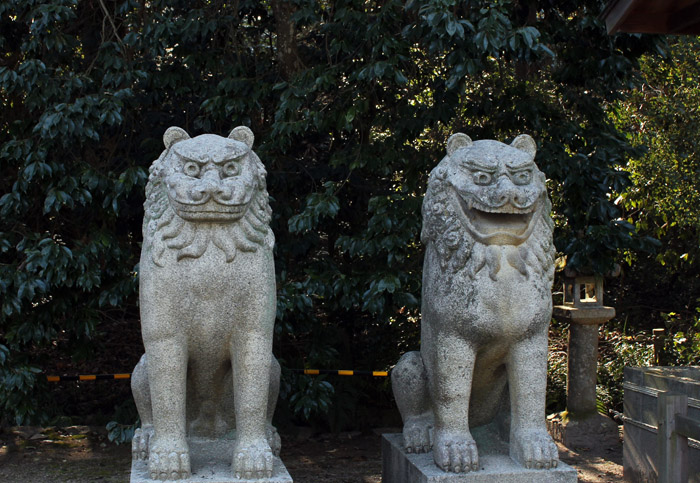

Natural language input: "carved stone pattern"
[392,133,561,476]
[142,135,273,266]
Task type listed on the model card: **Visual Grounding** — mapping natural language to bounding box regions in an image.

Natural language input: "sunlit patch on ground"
[0,425,622,482]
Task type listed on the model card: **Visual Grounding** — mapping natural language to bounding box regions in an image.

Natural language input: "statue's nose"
[190,169,219,201]
[493,175,528,207]
[191,169,233,202]
[493,175,514,205]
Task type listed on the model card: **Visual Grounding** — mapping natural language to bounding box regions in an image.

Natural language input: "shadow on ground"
[0,426,621,482]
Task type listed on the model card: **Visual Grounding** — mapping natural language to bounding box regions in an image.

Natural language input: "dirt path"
[557,441,623,483]
[0,426,622,482]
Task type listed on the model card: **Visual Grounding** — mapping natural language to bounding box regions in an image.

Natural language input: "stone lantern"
[547,270,619,447]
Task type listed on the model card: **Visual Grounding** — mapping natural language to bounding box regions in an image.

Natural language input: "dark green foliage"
[0,0,146,424]
[0,0,664,426]
[610,37,700,358]
[546,321,568,413]
[617,37,700,265]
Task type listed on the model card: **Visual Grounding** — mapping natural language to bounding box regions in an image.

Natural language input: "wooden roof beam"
[668,2,700,33]
[603,0,638,34]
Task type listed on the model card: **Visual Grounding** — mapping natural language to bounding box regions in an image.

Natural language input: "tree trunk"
[271,0,304,80]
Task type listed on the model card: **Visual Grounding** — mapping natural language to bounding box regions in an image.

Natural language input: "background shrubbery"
[1,0,697,431]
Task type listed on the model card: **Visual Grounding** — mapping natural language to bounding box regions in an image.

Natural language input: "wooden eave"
[602,0,700,34]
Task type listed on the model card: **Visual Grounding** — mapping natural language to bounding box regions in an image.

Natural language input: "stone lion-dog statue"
[131,126,280,480]
[392,133,558,473]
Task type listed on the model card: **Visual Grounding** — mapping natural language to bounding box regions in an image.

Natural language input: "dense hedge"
[0,0,663,426]
[610,37,700,363]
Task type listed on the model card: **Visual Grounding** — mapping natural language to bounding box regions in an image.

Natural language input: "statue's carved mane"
[421,165,555,286]
[142,146,273,266]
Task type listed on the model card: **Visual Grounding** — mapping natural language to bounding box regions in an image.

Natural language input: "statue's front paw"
[148,438,191,480]
[403,415,433,453]
[433,429,479,473]
[132,425,153,461]
[511,428,559,469]
[232,440,274,479]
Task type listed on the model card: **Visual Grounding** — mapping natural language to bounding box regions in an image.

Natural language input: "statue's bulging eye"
[472,171,493,185]
[512,170,532,185]
[222,161,239,177]
[183,161,200,177]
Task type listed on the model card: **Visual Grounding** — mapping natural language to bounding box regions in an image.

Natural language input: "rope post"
[657,391,688,483]
[653,328,666,365]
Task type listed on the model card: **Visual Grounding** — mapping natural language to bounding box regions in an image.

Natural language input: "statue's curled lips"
[456,192,541,246]
[166,174,254,223]
[169,197,248,222]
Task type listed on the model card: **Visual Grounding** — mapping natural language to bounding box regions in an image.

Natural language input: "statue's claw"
[266,424,282,457]
[131,425,153,461]
[147,438,191,480]
[232,440,274,479]
[402,415,433,454]
[433,429,479,473]
[511,428,559,470]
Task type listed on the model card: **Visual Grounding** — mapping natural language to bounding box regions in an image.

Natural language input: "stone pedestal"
[567,321,599,415]
[130,438,292,483]
[555,304,616,416]
[550,303,618,447]
[547,412,620,449]
[382,432,577,483]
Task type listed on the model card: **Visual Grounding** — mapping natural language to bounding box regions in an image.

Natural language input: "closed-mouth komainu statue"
[392,133,558,473]
[130,126,281,480]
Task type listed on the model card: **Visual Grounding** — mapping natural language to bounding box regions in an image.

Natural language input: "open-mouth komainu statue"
[392,133,558,473]
[131,126,280,480]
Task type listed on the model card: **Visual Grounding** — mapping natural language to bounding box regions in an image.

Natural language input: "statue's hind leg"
[131,354,154,461]
[392,351,434,453]
[188,355,229,438]
[266,357,282,456]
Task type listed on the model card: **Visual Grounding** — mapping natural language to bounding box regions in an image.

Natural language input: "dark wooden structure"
[602,0,700,34]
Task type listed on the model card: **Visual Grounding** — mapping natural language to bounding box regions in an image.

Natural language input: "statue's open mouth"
[455,192,539,246]
[171,199,247,222]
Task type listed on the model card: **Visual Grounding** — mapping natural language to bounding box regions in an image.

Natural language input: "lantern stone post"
[547,272,619,448]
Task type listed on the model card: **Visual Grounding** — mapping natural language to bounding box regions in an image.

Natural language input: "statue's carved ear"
[511,134,537,157]
[446,133,472,155]
[228,126,254,148]
[163,127,190,148]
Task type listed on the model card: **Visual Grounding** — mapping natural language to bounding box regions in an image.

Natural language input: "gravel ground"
[0,425,622,482]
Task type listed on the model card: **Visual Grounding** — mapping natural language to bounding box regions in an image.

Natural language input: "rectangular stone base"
[131,438,292,482]
[382,432,577,483]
